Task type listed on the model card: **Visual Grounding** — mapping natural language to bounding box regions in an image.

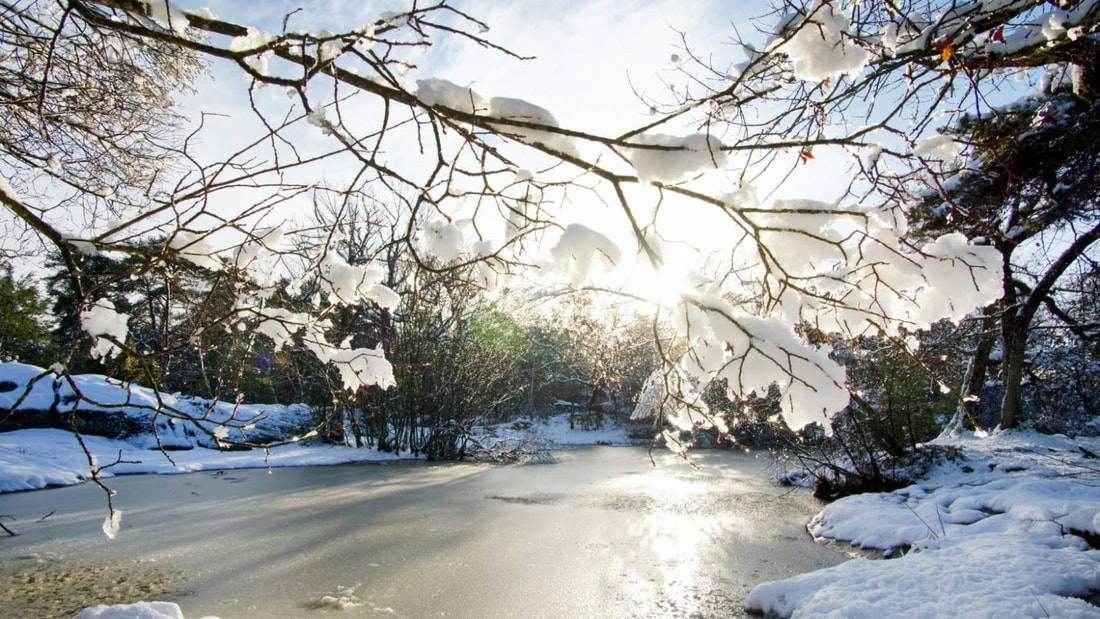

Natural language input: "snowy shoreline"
[0,427,418,494]
[748,430,1100,618]
[0,414,639,495]
[0,361,641,494]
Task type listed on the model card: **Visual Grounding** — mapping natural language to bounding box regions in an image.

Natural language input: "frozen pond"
[0,446,844,618]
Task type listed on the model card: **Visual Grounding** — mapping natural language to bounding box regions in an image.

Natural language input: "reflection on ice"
[0,447,841,618]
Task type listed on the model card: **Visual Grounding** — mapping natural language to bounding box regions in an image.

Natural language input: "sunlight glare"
[622,252,699,309]
[646,263,694,307]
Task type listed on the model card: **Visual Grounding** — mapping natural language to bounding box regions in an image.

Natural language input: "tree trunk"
[999,312,1028,429]
[940,311,997,438]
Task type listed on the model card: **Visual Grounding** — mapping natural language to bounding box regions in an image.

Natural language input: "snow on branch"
[486,97,579,156]
[626,133,728,184]
[769,0,870,81]
[5,0,1051,451]
[316,251,397,309]
[416,78,488,114]
[80,299,131,361]
[673,291,849,432]
[543,224,623,286]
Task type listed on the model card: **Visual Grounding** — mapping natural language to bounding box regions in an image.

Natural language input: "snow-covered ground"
[0,361,635,493]
[748,430,1100,618]
[0,413,636,494]
[4,364,1100,617]
[0,427,416,493]
[0,361,317,450]
[475,409,638,450]
[73,601,200,619]
[0,360,413,493]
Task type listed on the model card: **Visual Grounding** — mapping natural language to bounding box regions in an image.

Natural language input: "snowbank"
[0,428,415,493]
[477,411,638,448]
[0,362,313,449]
[747,430,1100,617]
[0,413,638,493]
[0,361,643,493]
[74,601,215,619]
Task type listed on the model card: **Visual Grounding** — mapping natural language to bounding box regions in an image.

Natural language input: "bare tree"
[10,0,1086,459]
[628,0,1100,432]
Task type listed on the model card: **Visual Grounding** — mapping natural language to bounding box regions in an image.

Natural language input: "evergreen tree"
[911,83,1100,429]
[0,263,54,365]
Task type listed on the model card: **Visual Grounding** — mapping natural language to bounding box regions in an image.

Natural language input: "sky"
[161,0,826,298]
[180,0,756,133]
[8,0,1045,296]
[171,0,760,139]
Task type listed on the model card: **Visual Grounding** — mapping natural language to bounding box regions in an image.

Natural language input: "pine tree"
[911,83,1100,429]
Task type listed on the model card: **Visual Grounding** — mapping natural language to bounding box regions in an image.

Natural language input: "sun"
[621,253,697,309]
